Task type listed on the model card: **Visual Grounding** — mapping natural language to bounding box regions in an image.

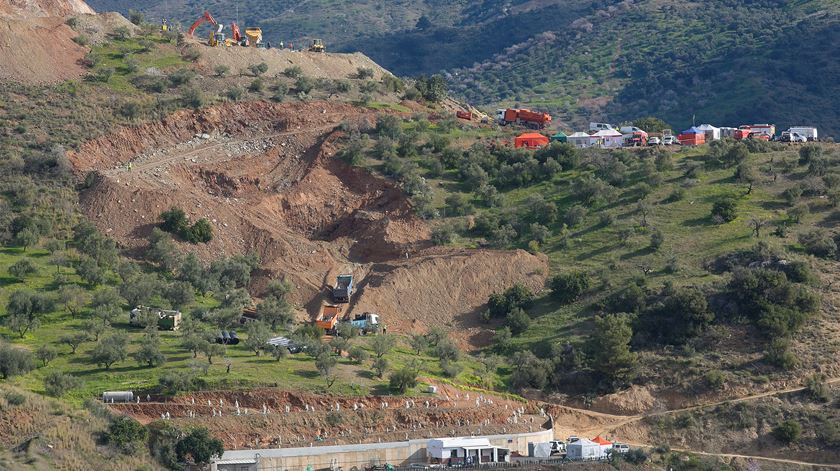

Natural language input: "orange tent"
[592,436,612,446]
[514,132,549,149]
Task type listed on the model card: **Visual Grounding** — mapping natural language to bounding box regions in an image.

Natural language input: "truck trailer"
[333,274,353,303]
[496,108,552,129]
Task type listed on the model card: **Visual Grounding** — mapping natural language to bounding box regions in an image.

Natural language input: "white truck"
[787,127,818,141]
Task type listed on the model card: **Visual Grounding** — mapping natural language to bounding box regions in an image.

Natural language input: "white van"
[589,122,615,132]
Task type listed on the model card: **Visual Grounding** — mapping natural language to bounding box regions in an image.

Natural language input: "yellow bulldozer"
[309,38,325,52]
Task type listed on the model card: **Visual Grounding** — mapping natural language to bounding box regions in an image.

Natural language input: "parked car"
[662,135,679,145]
[648,136,662,145]
[613,443,630,454]
[408,464,429,470]
[779,131,808,143]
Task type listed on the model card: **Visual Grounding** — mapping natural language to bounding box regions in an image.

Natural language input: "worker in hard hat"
[161,19,168,32]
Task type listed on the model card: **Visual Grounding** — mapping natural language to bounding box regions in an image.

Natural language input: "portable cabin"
[678,127,706,146]
[102,391,134,403]
[567,132,592,148]
[428,437,510,465]
[696,124,721,141]
[514,132,550,149]
[130,306,182,331]
[550,131,567,143]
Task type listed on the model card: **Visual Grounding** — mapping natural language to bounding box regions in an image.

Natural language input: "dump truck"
[245,27,262,47]
[496,108,552,129]
[333,274,353,303]
[350,312,380,334]
[316,304,342,333]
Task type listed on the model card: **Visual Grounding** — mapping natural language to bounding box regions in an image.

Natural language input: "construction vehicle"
[456,110,472,120]
[245,27,263,47]
[496,108,552,129]
[230,23,242,43]
[309,38,326,52]
[187,10,217,37]
[787,126,818,141]
[349,312,380,334]
[624,131,648,147]
[316,304,342,333]
[207,26,225,46]
[333,274,353,303]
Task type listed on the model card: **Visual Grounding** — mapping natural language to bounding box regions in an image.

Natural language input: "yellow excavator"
[309,38,325,52]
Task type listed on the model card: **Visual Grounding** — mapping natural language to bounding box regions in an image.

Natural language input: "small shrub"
[773,419,801,444]
[711,198,737,223]
[704,370,725,390]
[44,371,81,397]
[549,272,591,304]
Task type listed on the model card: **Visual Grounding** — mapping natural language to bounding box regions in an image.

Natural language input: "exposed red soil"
[69,101,548,347]
[110,386,548,450]
[0,0,97,84]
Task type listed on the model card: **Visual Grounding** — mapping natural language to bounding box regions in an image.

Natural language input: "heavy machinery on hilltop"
[188,11,217,37]
[309,38,326,52]
[245,27,263,47]
[496,108,552,129]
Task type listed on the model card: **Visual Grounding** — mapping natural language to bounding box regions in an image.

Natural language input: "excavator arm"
[230,22,242,42]
[187,11,217,37]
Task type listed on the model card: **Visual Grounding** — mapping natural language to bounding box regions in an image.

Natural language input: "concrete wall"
[214,427,554,471]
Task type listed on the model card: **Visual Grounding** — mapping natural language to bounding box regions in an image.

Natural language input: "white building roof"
[593,129,623,137]
[568,438,598,447]
[696,124,719,130]
[429,437,492,449]
[568,132,590,138]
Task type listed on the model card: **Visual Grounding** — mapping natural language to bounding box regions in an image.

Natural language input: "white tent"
[696,124,721,141]
[529,442,552,458]
[567,132,592,148]
[591,129,624,148]
[566,439,604,461]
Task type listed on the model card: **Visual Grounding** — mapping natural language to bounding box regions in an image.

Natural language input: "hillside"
[2,2,840,470]
[93,0,840,136]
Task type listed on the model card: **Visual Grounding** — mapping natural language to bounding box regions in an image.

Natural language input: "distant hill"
[86,0,840,135]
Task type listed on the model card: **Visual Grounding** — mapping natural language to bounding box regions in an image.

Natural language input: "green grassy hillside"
[339,113,840,401]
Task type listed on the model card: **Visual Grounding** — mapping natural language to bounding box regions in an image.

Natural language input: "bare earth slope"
[69,101,547,347]
[0,0,98,83]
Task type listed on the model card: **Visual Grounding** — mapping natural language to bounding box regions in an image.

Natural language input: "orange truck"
[456,110,472,120]
[315,304,341,332]
[496,108,552,129]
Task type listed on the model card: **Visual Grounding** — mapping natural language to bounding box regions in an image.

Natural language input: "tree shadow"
[620,246,654,260]
[0,276,19,288]
[356,369,376,380]
[684,216,714,227]
[295,370,319,379]
[575,243,621,261]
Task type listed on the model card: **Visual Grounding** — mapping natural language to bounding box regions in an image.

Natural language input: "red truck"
[496,108,552,129]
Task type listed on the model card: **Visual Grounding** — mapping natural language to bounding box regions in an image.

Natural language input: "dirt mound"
[111,386,544,449]
[68,11,137,45]
[0,0,94,18]
[352,248,548,347]
[589,384,657,415]
[194,42,392,80]
[0,0,109,84]
[0,17,88,83]
[70,101,547,347]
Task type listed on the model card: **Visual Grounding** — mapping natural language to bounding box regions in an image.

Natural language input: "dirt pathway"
[105,124,338,175]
